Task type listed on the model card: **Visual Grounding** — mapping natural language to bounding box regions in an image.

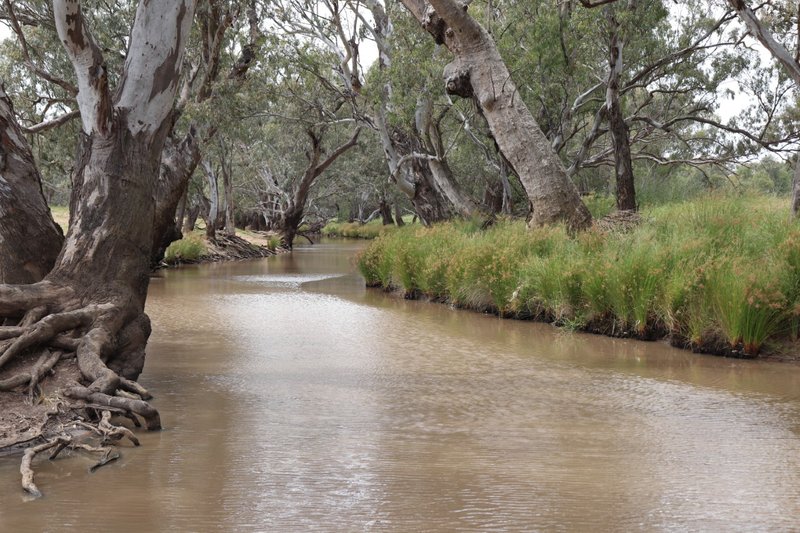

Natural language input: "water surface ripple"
[1,241,799,531]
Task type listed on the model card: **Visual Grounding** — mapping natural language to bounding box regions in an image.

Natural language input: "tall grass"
[357,195,800,356]
[322,220,395,239]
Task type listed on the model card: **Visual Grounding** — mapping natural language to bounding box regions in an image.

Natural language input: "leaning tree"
[0,0,196,496]
[398,0,592,229]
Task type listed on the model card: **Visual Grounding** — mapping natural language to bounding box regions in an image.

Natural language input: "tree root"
[1,288,161,498]
[64,386,161,430]
[20,438,67,498]
[19,409,141,498]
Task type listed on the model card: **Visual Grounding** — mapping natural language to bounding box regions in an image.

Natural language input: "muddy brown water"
[2,241,800,531]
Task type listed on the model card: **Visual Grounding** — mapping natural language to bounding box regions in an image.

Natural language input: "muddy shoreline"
[373,284,800,365]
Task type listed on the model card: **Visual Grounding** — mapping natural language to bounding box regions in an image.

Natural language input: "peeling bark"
[415,93,482,217]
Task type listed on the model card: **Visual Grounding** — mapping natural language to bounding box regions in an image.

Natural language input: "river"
[2,240,800,530]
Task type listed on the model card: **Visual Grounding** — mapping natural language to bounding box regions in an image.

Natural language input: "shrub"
[164,236,206,264]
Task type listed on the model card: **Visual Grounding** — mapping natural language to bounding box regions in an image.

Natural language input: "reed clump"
[164,235,207,264]
[357,195,800,357]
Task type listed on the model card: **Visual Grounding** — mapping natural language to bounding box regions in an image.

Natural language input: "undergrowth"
[322,220,395,239]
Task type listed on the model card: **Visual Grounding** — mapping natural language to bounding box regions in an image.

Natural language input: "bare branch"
[21,110,80,134]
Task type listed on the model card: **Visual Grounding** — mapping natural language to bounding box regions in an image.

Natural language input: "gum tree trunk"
[202,160,221,240]
[365,0,452,225]
[277,128,361,248]
[606,10,636,211]
[0,87,64,285]
[0,0,196,489]
[400,0,592,230]
[415,93,482,217]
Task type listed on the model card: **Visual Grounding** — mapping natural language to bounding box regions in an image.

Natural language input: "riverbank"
[50,206,286,267]
[161,230,285,266]
[322,218,414,239]
[357,195,800,360]
[0,228,284,460]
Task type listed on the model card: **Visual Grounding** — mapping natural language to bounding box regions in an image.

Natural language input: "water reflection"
[1,241,799,531]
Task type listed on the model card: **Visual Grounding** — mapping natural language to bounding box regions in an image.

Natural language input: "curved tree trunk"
[416,92,482,218]
[0,87,64,285]
[400,0,592,230]
[366,1,451,225]
[222,157,235,235]
[389,126,451,224]
[277,128,361,248]
[184,201,201,233]
[379,199,395,225]
[202,160,220,240]
[395,204,406,226]
[151,130,201,265]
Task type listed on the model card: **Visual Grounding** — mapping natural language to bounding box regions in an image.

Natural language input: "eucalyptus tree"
[153,0,263,256]
[490,0,763,207]
[0,0,136,201]
[0,0,196,495]
[397,0,593,229]
[725,0,800,215]
[234,39,362,246]
[270,0,489,223]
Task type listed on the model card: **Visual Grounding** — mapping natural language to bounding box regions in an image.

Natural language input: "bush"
[164,235,207,264]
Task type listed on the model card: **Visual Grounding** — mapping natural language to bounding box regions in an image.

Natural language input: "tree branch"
[52,0,111,134]
[116,0,196,134]
[313,127,362,177]
[4,0,77,96]
[728,0,800,86]
[21,110,80,134]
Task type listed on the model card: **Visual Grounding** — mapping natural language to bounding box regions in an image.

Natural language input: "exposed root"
[118,377,153,400]
[64,386,161,430]
[20,438,66,498]
[0,308,97,371]
[0,350,62,393]
[18,408,138,498]
[1,290,160,499]
[0,326,24,340]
